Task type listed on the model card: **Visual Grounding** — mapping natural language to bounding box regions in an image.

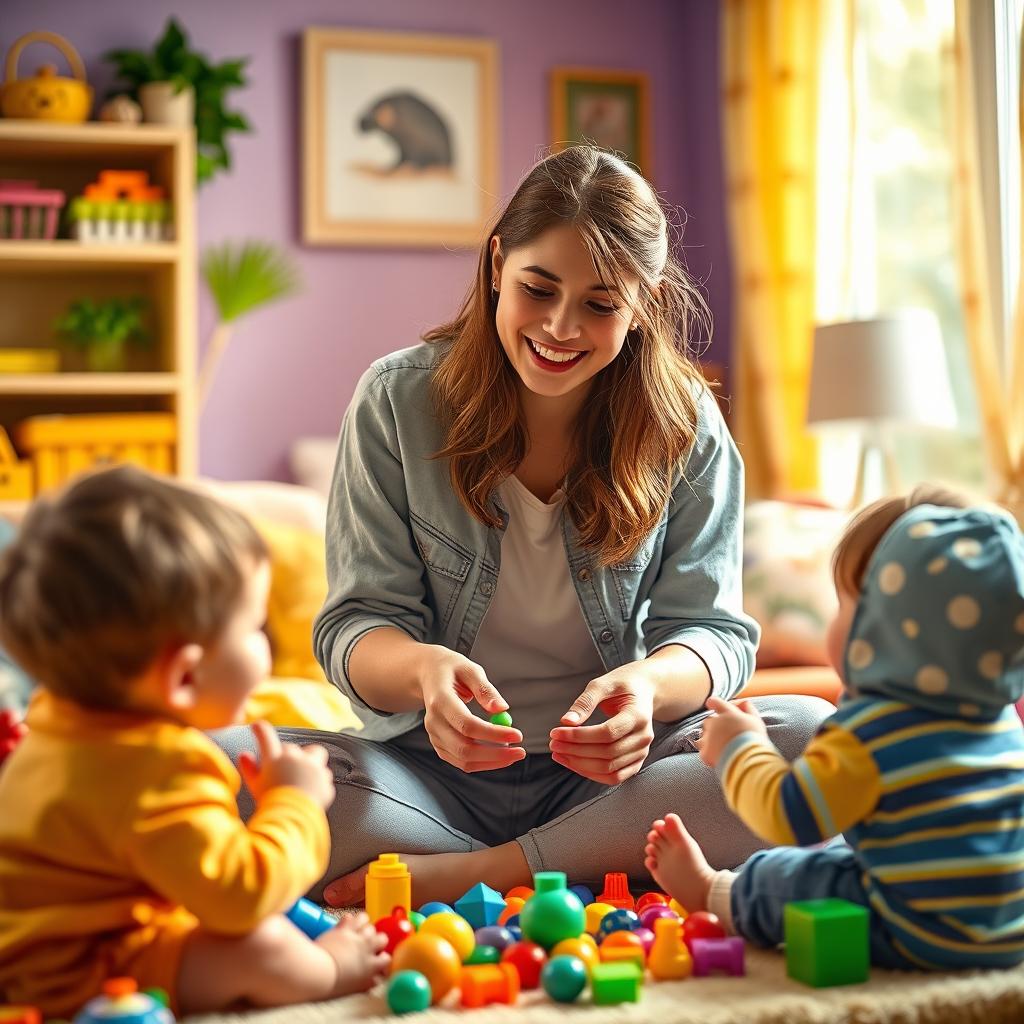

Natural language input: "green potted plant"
[198,241,299,408]
[54,297,150,372]
[104,18,250,184]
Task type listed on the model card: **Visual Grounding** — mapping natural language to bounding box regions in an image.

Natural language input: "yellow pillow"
[256,517,329,683]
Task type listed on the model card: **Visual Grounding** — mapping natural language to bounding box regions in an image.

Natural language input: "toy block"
[285,897,336,938]
[597,871,635,909]
[590,962,642,1005]
[691,937,745,976]
[455,881,506,929]
[784,898,869,987]
[459,963,520,1008]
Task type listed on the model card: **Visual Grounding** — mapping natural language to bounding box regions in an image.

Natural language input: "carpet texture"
[190,946,1024,1024]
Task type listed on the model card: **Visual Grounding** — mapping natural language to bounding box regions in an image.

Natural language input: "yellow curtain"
[722,0,824,498]
[946,2,1024,517]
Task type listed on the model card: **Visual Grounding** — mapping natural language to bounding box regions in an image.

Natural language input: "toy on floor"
[286,896,337,938]
[366,852,412,922]
[520,871,585,948]
[784,898,870,987]
[691,937,746,977]
[459,963,520,1007]
[73,978,173,1024]
[386,970,431,1014]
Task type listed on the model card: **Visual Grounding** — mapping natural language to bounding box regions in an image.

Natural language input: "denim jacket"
[313,343,759,740]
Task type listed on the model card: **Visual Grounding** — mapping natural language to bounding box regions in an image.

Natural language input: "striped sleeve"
[717,726,882,846]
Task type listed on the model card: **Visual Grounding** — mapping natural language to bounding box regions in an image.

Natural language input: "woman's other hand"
[694,696,767,768]
[419,646,525,772]
[549,669,656,785]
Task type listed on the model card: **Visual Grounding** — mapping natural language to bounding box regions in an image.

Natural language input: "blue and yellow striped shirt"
[718,697,1024,969]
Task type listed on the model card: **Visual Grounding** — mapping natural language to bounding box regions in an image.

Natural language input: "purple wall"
[2,1,729,481]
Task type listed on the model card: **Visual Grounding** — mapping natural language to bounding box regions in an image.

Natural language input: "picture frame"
[549,67,651,178]
[302,27,499,247]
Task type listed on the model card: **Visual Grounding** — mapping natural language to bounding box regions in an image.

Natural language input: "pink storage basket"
[0,179,66,240]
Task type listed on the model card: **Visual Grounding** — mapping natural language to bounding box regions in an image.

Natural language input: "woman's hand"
[419,646,525,773]
[549,668,656,785]
[239,720,336,809]
[695,696,767,769]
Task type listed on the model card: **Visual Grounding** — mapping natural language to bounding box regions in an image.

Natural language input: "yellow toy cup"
[1,31,92,122]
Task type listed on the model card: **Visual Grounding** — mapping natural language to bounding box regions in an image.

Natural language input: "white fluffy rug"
[189,946,1024,1024]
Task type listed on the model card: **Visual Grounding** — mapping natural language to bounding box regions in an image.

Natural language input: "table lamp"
[806,311,957,507]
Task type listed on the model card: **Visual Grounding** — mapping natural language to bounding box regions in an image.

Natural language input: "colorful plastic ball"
[475,925,514,951]
[418,901,455,917]
[375,908,415,955]
[638,904,678,930]
[387,970,432,1014]
[597,908,640,940]
[490,711,513,727]
[541,955,588,1003]
[635,891,669,913]
[633,926,656,953]
[390,933,462,1004]
[506,924,522,942]
[520,889,585,949]
[602,929,645,953]
[682,911,725,949]
[504,913,520,931]
[500,940,548,989]
[420,911,475,961]
[505,885,534,901]
[409,910,426,930]
[568,883,595,906]
[551,935,599,972]
[584,901,616,935]
[465,944,501,965]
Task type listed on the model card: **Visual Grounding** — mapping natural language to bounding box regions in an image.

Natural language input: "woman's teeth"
[527,337,584,363]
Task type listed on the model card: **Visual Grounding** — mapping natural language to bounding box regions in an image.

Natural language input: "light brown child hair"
[831,482,979,596]
[0,465,267,709]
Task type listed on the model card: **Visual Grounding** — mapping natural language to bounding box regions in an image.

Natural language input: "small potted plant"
[54,297,150,372]
[104,18,250,184]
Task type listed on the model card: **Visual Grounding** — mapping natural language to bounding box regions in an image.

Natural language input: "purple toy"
[691,937,745,977]
[632,926,656,953]
[638,904,678,930]
[475,925,515,951]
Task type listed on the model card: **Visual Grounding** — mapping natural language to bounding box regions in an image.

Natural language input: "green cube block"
[784,898,870,987]
[591,961,642,1004]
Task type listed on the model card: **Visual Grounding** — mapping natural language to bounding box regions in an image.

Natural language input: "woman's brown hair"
[425,145,711,566]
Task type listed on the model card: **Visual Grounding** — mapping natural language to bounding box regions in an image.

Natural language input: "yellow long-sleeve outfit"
[0,691,330,1017]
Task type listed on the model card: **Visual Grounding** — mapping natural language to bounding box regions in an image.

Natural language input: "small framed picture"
[303,27,499,247]
[550,67,651,177]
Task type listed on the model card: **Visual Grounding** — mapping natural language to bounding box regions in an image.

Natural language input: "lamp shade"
[806,311,957,429]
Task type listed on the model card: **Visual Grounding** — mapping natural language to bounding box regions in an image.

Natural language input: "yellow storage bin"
[0,426,32,501]
[15,412,177,493]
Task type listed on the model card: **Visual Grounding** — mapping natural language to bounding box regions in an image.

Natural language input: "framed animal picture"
[302,27,499,247]
[550,67,651,178]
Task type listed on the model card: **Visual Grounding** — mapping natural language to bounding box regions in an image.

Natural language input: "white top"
[471,474,606,753]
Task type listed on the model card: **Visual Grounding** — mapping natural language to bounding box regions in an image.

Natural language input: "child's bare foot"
[644,813,715,914]
[316,911,390,996]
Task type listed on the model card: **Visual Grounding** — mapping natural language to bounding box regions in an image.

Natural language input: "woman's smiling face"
[490,223,641,402]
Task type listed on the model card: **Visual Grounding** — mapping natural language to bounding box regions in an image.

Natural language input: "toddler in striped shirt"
[646,484,1024,970]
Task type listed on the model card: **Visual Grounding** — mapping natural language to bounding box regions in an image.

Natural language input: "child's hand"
[695,696,767,769]
[239,720,335,810]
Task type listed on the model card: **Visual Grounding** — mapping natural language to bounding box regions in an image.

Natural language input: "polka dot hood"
[845,503,1024,719]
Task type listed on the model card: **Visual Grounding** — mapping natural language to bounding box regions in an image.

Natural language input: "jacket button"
[599,629,614,643]
[577,567,592,582]
[480,580,495,596]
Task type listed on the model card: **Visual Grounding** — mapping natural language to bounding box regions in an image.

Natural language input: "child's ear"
[162,643,205,712]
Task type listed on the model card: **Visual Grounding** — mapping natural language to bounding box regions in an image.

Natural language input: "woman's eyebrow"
[522,264,614,292]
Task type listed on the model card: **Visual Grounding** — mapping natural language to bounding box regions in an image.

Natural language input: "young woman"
[226,145,831,907]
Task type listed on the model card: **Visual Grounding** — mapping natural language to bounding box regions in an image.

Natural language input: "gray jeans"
[214,695,832,901]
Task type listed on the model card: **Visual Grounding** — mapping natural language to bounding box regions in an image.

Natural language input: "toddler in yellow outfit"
[0,466,389,1017]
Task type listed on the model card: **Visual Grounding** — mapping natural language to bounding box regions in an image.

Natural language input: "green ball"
[465,944,501,964]
[387,970,432,1014]
[490,711,513,727]
[409,910,426,931]
[520,884,585,949]
[541,955,588,1002]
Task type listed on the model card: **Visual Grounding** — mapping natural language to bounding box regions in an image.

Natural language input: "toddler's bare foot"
[316,911,389,997]
[644,813,715,914]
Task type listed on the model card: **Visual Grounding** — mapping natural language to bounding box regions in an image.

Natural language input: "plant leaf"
[201,242,300,323]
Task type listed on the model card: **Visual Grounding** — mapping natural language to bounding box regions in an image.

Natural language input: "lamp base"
[850,428,901,509]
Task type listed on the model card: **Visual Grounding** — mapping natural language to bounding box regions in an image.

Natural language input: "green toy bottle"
[520,871,585,949]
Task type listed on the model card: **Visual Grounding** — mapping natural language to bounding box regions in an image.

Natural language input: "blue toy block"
[454,882,506,929]
[286,897,336,939]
